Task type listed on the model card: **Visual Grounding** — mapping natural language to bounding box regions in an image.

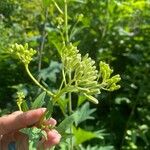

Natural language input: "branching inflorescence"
[9,42,121,105]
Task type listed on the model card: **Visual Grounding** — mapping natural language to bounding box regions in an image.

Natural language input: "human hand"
[0,108,61,150]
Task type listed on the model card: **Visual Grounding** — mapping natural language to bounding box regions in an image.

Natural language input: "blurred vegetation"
[0,0,150,149]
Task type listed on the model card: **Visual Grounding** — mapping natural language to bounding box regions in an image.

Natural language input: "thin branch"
[25,65,54,97]
[64,0,69,44]
[53,0,64,15]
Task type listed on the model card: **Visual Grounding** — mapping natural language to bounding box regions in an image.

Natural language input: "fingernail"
[39,108,46,113]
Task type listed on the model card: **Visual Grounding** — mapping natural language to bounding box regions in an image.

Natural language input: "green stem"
[53,0,64,14]
[25,65,54,97]
[62,67,67,85]
[64,0,69,44]
[68,73,72,114]
[68,71,73,150]
[54,85,69,102]
[64,1,73,149]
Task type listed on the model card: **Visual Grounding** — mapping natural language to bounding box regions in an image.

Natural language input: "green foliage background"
[0,0,150,149]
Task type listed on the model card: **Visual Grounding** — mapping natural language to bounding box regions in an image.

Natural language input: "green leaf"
[57,98,68,115]
[58,132,73,143]
[32,91,46,109]
[57,113,76,134]
[77,94,87,107]
[75,102,96,126]
[45,99,53,119]
[20,127,46,150]
[79,145,114,150]
[73,127,101,145]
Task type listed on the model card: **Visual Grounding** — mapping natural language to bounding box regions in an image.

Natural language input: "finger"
[43,129,61,149]
[11,111,23,115]
[37,129,61,149]
[0,111,22,118]
[0,108,46,135]
[43,118,57,127]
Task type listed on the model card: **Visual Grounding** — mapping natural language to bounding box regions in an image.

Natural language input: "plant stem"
[25,65,54,97]
[64,0,69,44]
[53,0,64,14]
[68,71,73,150]
[64,0,73,149]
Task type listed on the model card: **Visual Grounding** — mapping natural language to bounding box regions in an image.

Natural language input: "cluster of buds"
[60,43,121,104]
[74,54,100,91]
[16,91,25,111]
[74,54,100,104]
[60,43,81,72]
[99,61,121,91]
[16,91,29,112]
[9,43,36,65]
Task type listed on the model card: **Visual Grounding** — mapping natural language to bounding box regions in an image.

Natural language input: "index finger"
[0,108,46,135]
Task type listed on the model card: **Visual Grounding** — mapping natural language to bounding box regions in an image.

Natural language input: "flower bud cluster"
[99,61,121,91]
[61,43,81,72]
[75,54,100,95]
[9,43,36,65]
[60,44,121,104]
[60,43,100,104]
[16,91,25,111]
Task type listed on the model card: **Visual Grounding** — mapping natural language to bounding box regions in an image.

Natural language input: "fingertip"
[34,108,46,114]
[44,129,61,148]
[43,118,57,126]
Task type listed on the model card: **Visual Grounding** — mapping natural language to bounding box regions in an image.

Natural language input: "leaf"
[75,102,96,126]
[79,145,114,150]
[32,91,46,109]
[73,127,101,145]
[58,132,73,143]
[45,99,53,119]
[20,127,46,150]
[57,113,76,134]
[39,61,62,83]
[57,98,68,115]
[77,94,87,107]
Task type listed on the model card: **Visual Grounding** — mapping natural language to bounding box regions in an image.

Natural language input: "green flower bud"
[99,61,113,80]
[87,88,101,95]
[83,93,98,104]
[9,43,36,65]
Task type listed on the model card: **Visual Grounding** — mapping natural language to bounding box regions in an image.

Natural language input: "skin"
[0,108,61,150]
